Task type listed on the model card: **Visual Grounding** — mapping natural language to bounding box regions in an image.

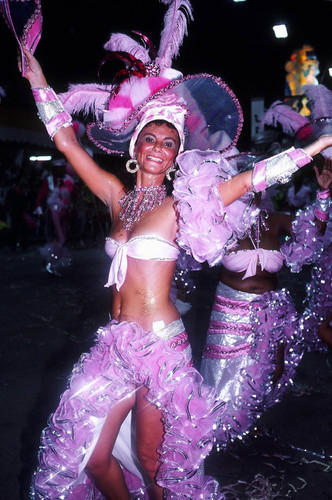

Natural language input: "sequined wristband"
[314,189,330,222]
[251,147,312,192]
[31,87,72,140]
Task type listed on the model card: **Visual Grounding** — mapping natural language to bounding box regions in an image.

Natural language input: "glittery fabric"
[173,149,257,267]
[251,147,311,192]
[299,248,332,352]
[200,282,304,448]
[30,319,225,499]
[32,87,72,139]
[280,204,326,273]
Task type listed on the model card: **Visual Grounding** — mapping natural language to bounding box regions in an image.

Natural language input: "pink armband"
[314,189,330,222]
[252,147,312,192]
[32,87,72,139]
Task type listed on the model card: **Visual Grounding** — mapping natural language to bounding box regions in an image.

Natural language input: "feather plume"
[59,83,113,119]
[260,100,310,135]
[104,33,151,65]
[157,0,193,69]
[301,84,332,119]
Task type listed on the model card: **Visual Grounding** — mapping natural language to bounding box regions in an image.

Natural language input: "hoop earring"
[166,165,175,181]
[126,158,139,174]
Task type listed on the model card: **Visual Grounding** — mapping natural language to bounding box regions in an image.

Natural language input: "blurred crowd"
[0,156,110,254]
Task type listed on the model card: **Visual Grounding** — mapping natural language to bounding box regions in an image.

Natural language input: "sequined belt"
[155,318,193,365]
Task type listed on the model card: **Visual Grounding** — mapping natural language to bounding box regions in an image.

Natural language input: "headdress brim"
[86,74,243,156]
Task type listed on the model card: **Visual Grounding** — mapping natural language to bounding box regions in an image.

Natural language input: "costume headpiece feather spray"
[260,84,332,159]
[59,0,193,120]
[58,0,242,156]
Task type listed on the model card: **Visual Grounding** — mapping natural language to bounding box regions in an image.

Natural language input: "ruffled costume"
[31,318,226,499]
[173,148,327,447]
[31,164,237,499]
[173,149,256,266]
[299,210,332,352]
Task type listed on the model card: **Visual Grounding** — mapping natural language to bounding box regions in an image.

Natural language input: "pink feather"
[260,100,310,135]
[302,84,332,120]
[157,0,193,69]
[59,83,113,119]
[104,33,151,65]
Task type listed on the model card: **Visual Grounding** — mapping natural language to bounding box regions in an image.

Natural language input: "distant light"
[233,0,246,2]
[29,155,52,162]
[273,24,288,38]
[329,67,332,77]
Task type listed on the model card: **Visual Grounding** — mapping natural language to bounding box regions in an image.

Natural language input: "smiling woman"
[134,121,180,180]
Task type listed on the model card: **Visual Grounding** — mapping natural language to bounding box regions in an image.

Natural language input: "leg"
[136,386,164,500]
[50,208,66,246]
[86,392,136,500]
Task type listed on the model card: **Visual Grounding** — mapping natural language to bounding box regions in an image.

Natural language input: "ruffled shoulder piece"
[173,149,256,267]
[280,205,326,273]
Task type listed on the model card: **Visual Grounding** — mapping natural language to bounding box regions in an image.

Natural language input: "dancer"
[14,2,332,499]
[200,153,332,448]
[35,160,74,274]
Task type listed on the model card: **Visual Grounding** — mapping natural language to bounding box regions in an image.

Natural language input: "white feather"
[157,0,193,69]
[59,83,114,119]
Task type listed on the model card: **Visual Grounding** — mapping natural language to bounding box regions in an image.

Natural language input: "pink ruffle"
[31,320,225,499]
[173,149,256,267]
[280,205,325,273]
[299,249,332,352]
[213,289,303,448]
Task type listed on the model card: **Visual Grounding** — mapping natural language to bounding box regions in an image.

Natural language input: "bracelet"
[252,147,312,192]
[317,189,330,200]
[32,87,72,139]
[314,189,330,222]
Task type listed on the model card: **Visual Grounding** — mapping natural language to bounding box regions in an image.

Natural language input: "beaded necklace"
[119,185,167,230]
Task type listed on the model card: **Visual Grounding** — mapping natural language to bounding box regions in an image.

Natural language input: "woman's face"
[135,122,180,179]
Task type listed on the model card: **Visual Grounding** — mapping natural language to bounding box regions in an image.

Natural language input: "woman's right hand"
[21,48,48,88]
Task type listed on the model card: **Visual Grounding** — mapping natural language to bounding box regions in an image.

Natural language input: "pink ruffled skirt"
[200,282,304,447]
[30,319,225,499]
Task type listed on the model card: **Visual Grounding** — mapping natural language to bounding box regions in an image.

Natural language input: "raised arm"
[22,49,123,211]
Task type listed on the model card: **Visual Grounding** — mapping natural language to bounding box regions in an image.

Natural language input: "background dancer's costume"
[199,190,327,447]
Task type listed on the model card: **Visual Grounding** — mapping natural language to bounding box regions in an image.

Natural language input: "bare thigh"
[86,389,136,469]
[136,385,164,473]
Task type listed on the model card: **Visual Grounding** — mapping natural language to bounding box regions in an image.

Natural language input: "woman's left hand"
[314,157,332,190]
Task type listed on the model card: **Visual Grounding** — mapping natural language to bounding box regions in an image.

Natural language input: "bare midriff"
[219,265,279,295]
[112,257,180,331]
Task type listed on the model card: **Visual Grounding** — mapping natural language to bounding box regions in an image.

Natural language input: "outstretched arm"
[219,138,332,207]
[21,49,123,211]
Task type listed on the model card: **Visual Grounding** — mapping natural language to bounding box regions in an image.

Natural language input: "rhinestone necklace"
[119,185,167,230]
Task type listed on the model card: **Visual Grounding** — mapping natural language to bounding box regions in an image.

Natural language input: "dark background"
[1,0,332,148]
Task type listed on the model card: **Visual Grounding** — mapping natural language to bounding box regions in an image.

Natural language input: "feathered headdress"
[58,0,243,156]
[260,84,332,159]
